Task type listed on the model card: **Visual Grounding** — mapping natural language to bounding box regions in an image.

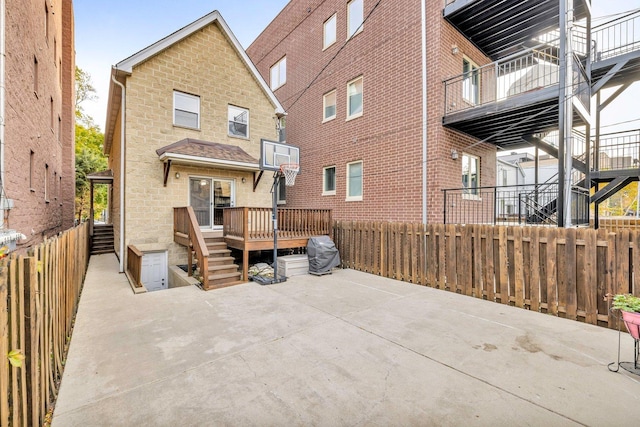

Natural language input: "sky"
[74,0,639,135]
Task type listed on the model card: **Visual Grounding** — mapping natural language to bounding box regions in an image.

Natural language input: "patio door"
[189,177,235,229]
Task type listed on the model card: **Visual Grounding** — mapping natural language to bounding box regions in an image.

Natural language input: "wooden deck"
[223,207,332,280]
[174,207,332,286]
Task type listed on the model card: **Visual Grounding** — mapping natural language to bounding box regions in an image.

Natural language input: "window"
[462,154,480,197]
[502,169,507,186]
[29,151,35,191]
[270,56,286,90]
[323,166,336,195]
[346,161,363,201]
[347,0,364,38]
[173,91,200,129]
[45,3,49,41]
[277,178,286,204]
[228,105,249,138]
[34,57,39,96]
[323,14,336,49]
[50,97,54,130]
[45,164,49,202]
[54,172,57,200]
[59,176,62,205]
[58,116,61,142]
[462,58,479,105]
[323,90,336,121]
[347,76,363,119]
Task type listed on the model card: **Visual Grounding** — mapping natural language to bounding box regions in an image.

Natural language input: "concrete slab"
[53,254,640,426]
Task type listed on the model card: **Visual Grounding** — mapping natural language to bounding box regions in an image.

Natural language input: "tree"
[75,67,107,221]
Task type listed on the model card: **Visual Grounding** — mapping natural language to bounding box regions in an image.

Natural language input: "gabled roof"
[104,10,284,154]
[156,138,259,171]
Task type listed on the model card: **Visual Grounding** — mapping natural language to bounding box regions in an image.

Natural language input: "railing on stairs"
[126,245,144,289]
[592,9,640,62]
[174,206,210,289]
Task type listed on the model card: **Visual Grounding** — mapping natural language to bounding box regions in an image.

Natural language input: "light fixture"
[200,179,207,187]
[175,172,180,179]
[451,149,459,160]
[241,177,246,183]
[451,44,459,55]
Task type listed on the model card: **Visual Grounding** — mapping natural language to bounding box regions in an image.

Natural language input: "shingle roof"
[156,138,258,164]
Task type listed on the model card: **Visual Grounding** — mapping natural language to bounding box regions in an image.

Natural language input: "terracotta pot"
[621,310,640,340]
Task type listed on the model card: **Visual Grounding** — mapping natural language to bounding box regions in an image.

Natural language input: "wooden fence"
[0,222,89,426]
[333,221,639,328]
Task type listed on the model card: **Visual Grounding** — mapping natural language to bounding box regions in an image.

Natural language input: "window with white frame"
[228,105,249,138]
[462,154,480,197]
[323,90,336,121]
[173,91,200,129]
[347,0,364,38]
[323,166,336,195]
[462,58,479,105]
[346,161,363,201]
[347,76,363,119]
[323,14,336,49]
[270,56,287,90]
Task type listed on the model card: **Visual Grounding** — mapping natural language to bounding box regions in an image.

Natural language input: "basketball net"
[280,163,299,186]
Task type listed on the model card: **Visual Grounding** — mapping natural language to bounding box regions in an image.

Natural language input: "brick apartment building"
[248,0,640,227]
[1,0,76,249]
[247,0,497,224]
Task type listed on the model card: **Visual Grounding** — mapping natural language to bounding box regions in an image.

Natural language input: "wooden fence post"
[0,261,9,427]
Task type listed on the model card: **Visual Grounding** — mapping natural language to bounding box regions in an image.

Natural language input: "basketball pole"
[270,171,284,284]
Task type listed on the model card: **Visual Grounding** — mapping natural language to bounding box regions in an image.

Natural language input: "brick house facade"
[104,11,284,272]
[1,0,76,248]
[247,0,496,223]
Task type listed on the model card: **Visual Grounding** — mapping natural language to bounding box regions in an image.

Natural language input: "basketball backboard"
[259,139,300,172]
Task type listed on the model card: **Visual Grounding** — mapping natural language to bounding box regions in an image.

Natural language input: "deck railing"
[223,207,332,241]
[126,245,144,288]
[593,9,640,61]
[173,207,209,288]
[597,129,640,171]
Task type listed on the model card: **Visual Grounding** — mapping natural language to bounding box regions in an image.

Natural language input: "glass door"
[189,177,235,229]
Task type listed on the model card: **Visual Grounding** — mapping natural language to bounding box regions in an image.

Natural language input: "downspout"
[0,0,6,228]
[421,0,428,224]
[112,73,125,273]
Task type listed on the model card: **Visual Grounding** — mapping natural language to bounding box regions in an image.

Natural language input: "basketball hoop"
[279,163,299,186]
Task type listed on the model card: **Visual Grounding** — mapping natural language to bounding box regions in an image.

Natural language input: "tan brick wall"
[248,0,496,224]
[109,21,278,265]
[3,0,75,249]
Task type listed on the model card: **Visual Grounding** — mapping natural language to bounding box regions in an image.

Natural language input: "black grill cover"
[307,236,340,274]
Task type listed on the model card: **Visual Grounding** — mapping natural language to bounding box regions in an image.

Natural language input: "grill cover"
[307,236,340,274]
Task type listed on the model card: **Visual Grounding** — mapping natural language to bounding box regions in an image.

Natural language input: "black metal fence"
[443,184,590,226]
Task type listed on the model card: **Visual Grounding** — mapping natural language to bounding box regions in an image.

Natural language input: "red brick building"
[1,0,76,249]
[247,0,496,223]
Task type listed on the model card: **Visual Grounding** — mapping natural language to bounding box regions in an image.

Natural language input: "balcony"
[443,0,590,60]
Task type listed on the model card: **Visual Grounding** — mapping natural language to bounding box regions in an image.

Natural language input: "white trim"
[323,14,337,50]
[173,90,200,129]
[322,165,336,196]
[322,89,337,122]
[228,104,250,139]
[345,160,363,202]
[158,153,259,171]
[347,0,364,39]
[346,75,363,120]
[113,11,284,112]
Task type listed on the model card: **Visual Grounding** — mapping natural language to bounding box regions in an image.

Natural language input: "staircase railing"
[174,206,209,289]
[597,129,640,171]
[593,9,640,62]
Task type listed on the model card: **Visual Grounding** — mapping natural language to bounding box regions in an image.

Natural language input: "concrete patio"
[52,254,640,426]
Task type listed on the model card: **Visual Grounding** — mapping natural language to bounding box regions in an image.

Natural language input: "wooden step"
[208,256,235,266]
[205,271,242,288]
[208,249,231,258]
[206,242,227,251]
[207,263,239,275]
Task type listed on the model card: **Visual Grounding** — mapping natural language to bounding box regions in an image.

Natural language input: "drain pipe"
[421,0,428,224]
[0,0,6,227]
[111,72,126,273]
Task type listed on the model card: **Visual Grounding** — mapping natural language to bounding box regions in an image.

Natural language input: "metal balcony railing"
[593,10,640,61]
[597,129,640,171]
[443,184,590,226]
[444,46,559,116]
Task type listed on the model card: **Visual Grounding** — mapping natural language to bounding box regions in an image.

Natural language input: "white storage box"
[276,254,309,277]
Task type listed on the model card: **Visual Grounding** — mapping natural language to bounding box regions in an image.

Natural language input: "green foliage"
[75,66,97,127]
[8,349,25,368]
[612,294,640,313]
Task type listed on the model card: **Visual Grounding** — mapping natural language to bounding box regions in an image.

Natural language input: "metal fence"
[442,184,590,226]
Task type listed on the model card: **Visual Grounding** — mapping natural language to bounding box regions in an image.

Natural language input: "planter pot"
[621,310,640,340]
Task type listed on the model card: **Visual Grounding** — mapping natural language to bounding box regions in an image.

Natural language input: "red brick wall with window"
[248,0,496,223]
[3,0,75,249]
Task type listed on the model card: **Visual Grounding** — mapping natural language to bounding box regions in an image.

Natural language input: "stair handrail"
[174,207,209,288]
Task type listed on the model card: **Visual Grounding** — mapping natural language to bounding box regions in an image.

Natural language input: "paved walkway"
[52,254,639,426]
